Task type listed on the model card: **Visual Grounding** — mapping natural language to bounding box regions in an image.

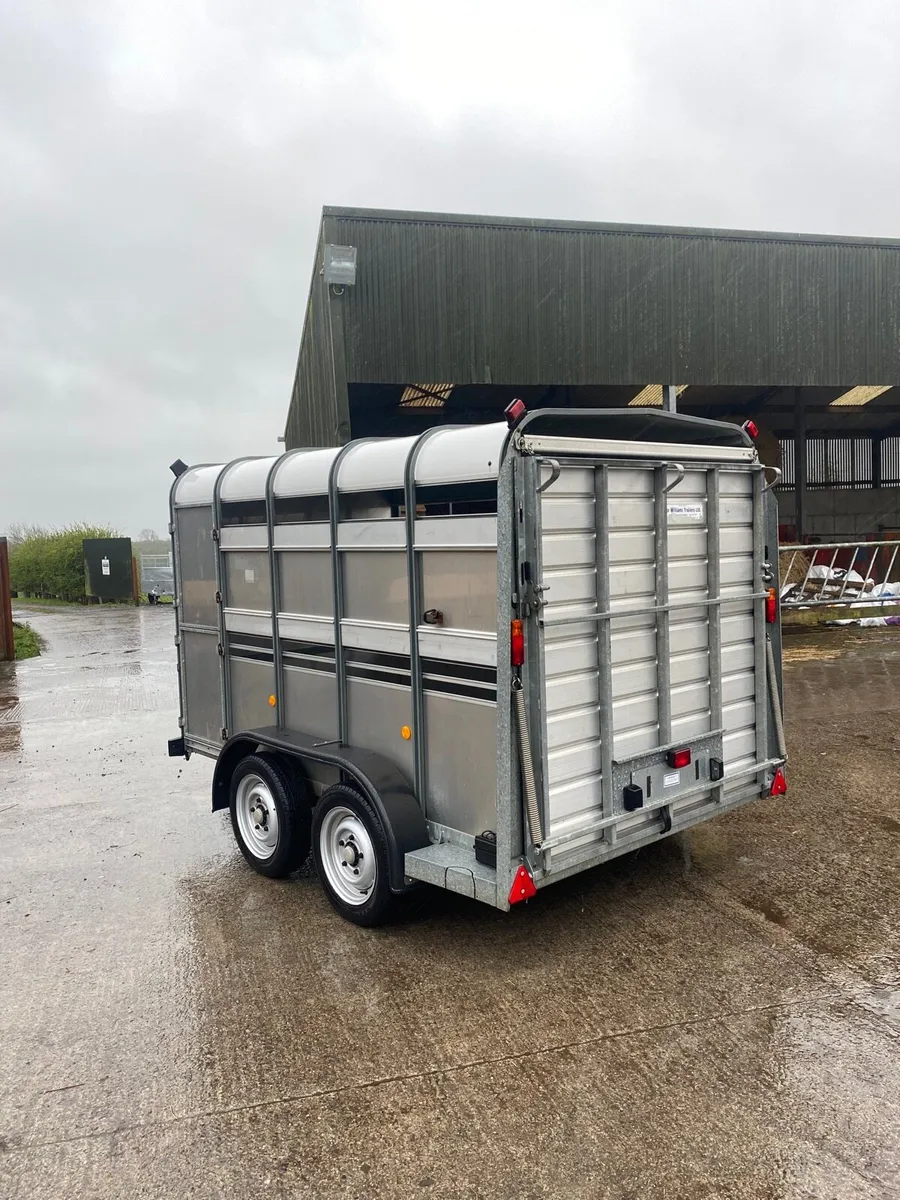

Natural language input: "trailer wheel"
[229,754,310,879]
[312,784,397,926]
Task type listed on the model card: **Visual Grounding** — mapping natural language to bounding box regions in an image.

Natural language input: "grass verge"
[12,622,42,660]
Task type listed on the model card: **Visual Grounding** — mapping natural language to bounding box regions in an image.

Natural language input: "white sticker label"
[101,557,110,576]
[663,771,681,788]
[244,568,256,583]
[667,503,704,521]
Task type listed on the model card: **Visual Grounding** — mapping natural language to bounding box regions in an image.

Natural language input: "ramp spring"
[513,679,544,847]
[766,635,788,761]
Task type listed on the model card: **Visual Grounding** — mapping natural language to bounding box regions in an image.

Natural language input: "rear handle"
[536,459,561,494]
[663,463,685,493]
[762,466,782,493]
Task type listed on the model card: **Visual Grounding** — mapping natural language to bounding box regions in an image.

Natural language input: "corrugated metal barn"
[285,207,900,537]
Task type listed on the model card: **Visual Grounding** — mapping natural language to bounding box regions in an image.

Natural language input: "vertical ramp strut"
[654,465,672,747]
[593,465,616,845]
[751,467,769,784]
[706,468,725,801]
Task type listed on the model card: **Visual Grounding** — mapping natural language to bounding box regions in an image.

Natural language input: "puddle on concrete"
[744,897,793,930]
[859,985,900,1027]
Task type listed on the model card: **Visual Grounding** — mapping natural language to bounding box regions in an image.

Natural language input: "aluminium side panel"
[417,541,499,838]
[221,528,275,737]
[275,519,338,742]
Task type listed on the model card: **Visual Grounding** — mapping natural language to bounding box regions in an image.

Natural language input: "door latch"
[521,560,548,615]
[524,579,548,615]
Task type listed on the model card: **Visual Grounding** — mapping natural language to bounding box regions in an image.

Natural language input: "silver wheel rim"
[318,805,376,907]
[234,773,280,860]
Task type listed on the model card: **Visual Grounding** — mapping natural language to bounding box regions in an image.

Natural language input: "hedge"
[9,524,121,601]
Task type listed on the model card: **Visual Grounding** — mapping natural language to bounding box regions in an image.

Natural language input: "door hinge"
[217,642,224,656]
[215,590,222,604]
[212,529,220,542]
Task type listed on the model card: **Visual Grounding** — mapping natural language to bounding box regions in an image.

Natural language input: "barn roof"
[285,206,900,448]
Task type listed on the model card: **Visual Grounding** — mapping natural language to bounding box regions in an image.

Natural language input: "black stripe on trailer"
[229,649,275,665]
[230,638,496,697]
[423,678,497,703]
[280,638,336,658]
[342,646,498,686]
[283,654,337,676]
[345,663,496,703]
[227,631,274,650]
[346,662,412,689]
[344,646,410,673]
[420,657,496,685]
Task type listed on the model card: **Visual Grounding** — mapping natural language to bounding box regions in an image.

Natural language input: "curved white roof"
[172,464,224,506]
[337,436,418,493]
[219,457,278,502]
[272,447,341,497]
[415,423,508,485]
[176,423,511,509]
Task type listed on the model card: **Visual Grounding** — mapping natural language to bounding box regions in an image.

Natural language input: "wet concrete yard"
[1,605,899,1198]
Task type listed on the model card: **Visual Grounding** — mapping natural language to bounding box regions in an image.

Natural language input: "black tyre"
[312,784,398,927]
[229,753,311,879]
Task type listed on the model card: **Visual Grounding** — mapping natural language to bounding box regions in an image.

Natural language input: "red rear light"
[743,419,759,439]
[508,864,537,904]
[668,747,692,770]
[770,767,787,796]
[504,398,527,428]
[765,587,777,623]
[511,618,525,666]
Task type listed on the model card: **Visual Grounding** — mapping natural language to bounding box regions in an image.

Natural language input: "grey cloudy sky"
[1,0,899,537]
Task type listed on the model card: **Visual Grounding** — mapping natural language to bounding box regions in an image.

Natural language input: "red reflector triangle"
[770,767,787,796]
[508,864,537,905]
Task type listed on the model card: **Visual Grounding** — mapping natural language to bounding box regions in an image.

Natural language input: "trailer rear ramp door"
[516,433,775,875]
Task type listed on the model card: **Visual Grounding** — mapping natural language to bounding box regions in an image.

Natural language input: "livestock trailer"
[168,407,787,925]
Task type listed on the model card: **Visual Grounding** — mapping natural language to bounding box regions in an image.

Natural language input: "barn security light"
[323,244,357,286]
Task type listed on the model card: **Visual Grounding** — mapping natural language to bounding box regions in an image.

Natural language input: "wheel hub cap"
[340,839,361,868]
